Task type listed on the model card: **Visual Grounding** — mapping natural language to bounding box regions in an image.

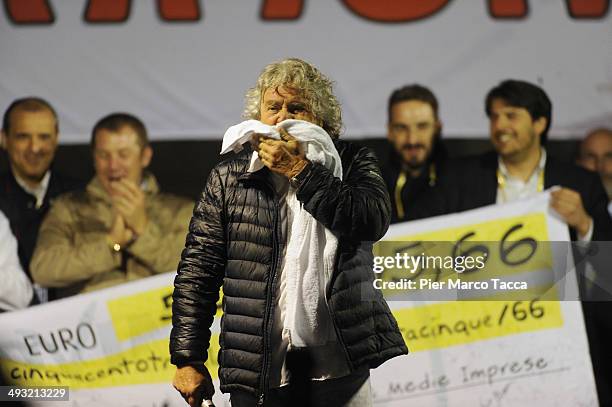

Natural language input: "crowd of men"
[0,100,193,308]
[1,68,611,404]
[380,80,612,403]
[382,81,612,229]
[3,84,610,310]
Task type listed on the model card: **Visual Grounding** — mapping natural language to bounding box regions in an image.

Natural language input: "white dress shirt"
[14,170,51,209]
[268,173,350,388]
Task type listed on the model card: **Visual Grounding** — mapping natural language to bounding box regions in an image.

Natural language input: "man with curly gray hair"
[242,58,343,139]
[171,58,407,407]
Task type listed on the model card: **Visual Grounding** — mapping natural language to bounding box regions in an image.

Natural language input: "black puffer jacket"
[170,139,408,399]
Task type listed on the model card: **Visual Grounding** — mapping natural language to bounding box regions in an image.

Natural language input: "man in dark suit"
[0,97,83,303]
[431,79,612,404]
[380,84,449,223]
[437,80,611,241]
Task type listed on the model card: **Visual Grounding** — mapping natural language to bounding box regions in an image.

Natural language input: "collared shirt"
[13,170,51,209]
[496,149,547,204]
[496,149,593,241]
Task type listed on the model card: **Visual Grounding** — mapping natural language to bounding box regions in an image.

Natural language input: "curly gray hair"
[242,58,343,139]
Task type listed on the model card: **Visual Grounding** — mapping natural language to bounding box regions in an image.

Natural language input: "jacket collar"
[497,147,546,183]
[12,169,51,208]
[4,167,51,201]
[543,153,563,189]
[237,167,276,197]
[234,145,277,196]
[491,148,557,188]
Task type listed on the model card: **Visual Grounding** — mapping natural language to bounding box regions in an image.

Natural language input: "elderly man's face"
[578,130,612,198]
[260,86,318,126]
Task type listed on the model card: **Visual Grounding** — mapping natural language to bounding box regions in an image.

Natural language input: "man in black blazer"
[380,84,450,223]
[0,97,83,303]
[436,80,611,241]
[430,80,612,404]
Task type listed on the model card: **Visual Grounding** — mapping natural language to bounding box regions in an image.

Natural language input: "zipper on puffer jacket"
[258,196,281,406]
[324,257,353,371]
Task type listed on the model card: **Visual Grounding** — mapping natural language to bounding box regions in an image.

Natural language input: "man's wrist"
[106,235,122,252]
[288,159,312,188]
[106,233,137,251]
[287,158,309,178]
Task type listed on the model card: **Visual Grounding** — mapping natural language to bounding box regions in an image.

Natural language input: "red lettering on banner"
[565,0,609,18]
[341,0,450,22]
[84,0,131,23]
[488,0,528,18]
[158,0,201,21]
[4,0,54,24]
[261,0,303,20]
[4,0,608,24]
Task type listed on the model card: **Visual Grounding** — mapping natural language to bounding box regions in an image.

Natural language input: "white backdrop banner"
[0,192,598,406]
[0,1,610,143]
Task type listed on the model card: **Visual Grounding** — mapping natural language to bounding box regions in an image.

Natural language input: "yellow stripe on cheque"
[107,286,223,341]
[380,213,564,351]
[2,336,221,389]
[392,290,563,352]
[107,286,174,341]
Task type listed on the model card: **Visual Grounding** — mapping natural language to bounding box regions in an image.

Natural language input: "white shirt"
[496,149,593,241]
[496,149,547,204]
[13,170,51,209]
[268,173,350,388]
[0,211,33,311]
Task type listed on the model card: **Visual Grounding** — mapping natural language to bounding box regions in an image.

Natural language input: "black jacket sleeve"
[296,142,391,242]
[170,167,226,366]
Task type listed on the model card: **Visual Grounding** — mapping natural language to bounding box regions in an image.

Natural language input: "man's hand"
[110,179,148,235]
[108,213,134,246]
[173,364,215,407]
[550,187,593,238]
[254,128,309,179]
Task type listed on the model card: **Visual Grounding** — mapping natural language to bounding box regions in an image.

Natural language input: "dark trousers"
[231,351,370,407]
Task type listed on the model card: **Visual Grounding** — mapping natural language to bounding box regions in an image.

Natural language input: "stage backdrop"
[0,1,610,143]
